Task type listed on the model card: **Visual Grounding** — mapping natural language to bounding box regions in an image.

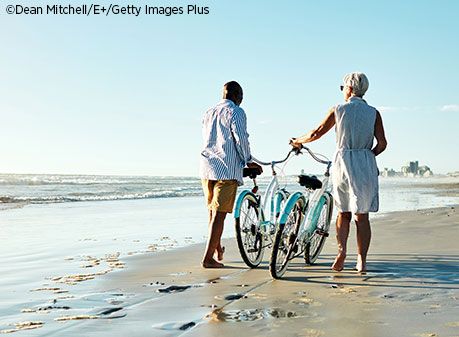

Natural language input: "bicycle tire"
[235,193,265,268]
[269,196,305,279]
[305,192,333,265]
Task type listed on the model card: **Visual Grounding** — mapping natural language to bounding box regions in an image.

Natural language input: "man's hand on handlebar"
[247,162,263,174]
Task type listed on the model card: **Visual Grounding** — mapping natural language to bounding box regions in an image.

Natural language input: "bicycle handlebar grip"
[243,167,261,179]
[289,140,304,149]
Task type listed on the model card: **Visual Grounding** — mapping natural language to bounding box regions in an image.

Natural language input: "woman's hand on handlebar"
[289,138,303,150]
[247,162,263,174]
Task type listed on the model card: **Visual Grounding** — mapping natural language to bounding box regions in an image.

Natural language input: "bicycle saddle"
[297,174,322,190]
[243,167,261,179]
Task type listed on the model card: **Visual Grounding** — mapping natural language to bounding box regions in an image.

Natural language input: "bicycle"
[233,148,301,268]
[269,145,334,279]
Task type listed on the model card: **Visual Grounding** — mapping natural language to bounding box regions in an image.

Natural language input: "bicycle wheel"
[305,192,333,265]
[235,193,265,268]
[269,196,305,279]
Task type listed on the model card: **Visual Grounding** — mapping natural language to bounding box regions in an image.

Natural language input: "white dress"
[332,96,379,213]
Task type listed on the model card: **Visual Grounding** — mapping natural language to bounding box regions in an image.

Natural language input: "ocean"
[1,173,457,213]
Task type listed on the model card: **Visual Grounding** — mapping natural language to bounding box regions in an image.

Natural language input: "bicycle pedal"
[247,248,259,253]
[315,229,329,237]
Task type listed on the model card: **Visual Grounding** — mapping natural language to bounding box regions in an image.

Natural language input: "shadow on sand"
[278,253,459,290]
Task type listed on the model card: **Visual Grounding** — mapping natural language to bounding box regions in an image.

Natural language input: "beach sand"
[21,205,455,337]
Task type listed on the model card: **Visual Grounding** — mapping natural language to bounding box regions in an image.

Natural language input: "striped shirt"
[200,99,252,186]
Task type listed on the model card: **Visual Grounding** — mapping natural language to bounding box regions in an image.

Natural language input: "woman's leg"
[354,213,371,272]
[332,212,351,271]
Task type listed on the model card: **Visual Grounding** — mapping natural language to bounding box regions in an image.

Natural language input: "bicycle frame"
[234,150,297,239]
[279,146,332,259]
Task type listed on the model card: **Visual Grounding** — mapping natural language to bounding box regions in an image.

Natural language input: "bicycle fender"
[234,190,257,219]
[278,192,306,224]
[304,195,327,235]
[274,190,288,216]
[325,191,334,223]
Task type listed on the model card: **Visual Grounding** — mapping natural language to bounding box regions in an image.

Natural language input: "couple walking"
[199,73,387,272]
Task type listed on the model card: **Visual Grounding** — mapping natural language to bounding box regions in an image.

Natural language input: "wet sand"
[12,205,453,337]
[412,182,459,197]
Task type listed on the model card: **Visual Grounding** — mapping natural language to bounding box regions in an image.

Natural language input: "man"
[200,81,262,268]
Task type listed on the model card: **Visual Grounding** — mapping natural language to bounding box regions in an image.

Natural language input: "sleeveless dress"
[332,96,379,213]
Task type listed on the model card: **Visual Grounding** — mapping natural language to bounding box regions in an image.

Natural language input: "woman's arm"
[290,107,335,148]
[372,110,387,156]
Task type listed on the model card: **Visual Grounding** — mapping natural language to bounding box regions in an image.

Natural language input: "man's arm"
[231,109,251,164]
[372,110,387,156]
[231,109,262,172]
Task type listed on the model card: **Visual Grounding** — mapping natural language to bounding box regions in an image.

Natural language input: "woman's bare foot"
[353,264,366,273]
[354,256,366,272]
[332,253,346,271]
[202,258,224,268]
[216,245,225,261]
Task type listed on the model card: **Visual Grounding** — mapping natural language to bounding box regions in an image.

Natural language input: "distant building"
[401,161,433,177]
[381,161,433,177]
[381,168,398,177]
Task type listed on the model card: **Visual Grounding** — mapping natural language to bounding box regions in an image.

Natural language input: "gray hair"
[343,72,369,97]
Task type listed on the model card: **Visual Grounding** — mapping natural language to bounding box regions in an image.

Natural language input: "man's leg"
[354,213,371,272]
[207,210,224,261]
[332,212,351,271]
[202,211,227,268]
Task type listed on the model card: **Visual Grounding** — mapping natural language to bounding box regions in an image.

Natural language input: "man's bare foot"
[332,253,346,271]
[216,246,225,261]
[201,258,224,268]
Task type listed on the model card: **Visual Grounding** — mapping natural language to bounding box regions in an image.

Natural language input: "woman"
[290,72,387,272]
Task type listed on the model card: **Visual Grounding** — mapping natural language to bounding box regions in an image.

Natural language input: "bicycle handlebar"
[250,143,331,169]
[289,141,331,166]
[251,148,298,167]
[299,144,331,165]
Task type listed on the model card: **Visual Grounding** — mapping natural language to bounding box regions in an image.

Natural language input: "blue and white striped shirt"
[200,99,252,186]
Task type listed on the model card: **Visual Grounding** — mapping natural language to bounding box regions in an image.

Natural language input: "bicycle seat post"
[252,178,258,194]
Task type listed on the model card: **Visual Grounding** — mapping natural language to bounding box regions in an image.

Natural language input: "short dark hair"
[223,81,243,105]
[223,81,242,95]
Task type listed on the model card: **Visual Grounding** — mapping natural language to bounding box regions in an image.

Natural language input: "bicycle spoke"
[235,195,264,267]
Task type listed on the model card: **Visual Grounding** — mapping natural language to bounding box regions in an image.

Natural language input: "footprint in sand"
[1,321,44,334]
[153,321,196,331]
[54,315,100,321]
[246,293,267,299]
[290,298,323,307]
[300,328,324,337]
[209,308,298,322]
[157,285,192,293]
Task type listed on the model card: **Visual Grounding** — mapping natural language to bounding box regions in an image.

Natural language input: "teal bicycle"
[269,145,334,279]
[234,149,300,268]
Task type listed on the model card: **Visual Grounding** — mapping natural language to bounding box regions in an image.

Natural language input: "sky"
[1,0,458,176]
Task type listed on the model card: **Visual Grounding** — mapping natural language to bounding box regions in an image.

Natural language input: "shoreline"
[3,205,457,336]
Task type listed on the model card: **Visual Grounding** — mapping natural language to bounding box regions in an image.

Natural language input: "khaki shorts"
[202,179,238,213]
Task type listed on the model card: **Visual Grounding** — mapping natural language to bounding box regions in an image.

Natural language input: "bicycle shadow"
[281,253,459,291]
